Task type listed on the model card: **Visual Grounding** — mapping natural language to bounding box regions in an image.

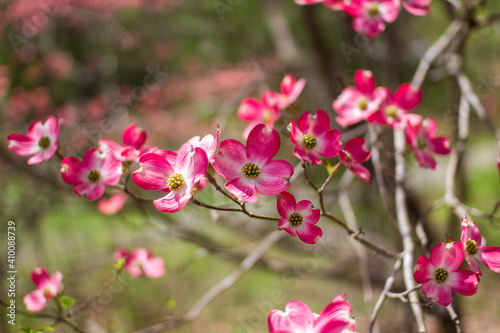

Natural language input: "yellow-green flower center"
[417,137,427,150]
[168,173,184,191]
[241,163,260,178]
[435,267,449,283]
[368,4,380,17]
[466,239,478,256]
[386,105,398,119]
[303,134,317,149]
[289,213,303,227]
[88,170,101,183]
[358,99,368,111]
[38,136,51,149]
[343,150,353,164]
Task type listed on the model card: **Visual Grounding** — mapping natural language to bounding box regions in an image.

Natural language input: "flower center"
[358,99,368,111]
[385,105,398,119]
[241,163,260,178]
[289,213,303,227]
[88,170,101,183]
[303,134,317,149]
[434,267,449,283]
[38,136,51,149]
[343,150,353,164]
[168,173,184,191]
[368,3,380,17]
[466,239,478,256]
[417,137,427,149]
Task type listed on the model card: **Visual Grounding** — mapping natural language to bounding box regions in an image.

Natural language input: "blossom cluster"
[333,70,452,169]
[414,215,500,306]
[295,0,432,38]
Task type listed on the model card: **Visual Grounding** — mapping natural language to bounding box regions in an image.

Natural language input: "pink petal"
[268,301,315,333]
[422,280,453,306]
[344,137,370,163]
[447,269,479,296]
[255,159,294,195]
[237,98,262,122]
[277,191,297,218]
[97,194,128,215]
[24,290,47,312]
[61,157,86,185]
[278,218,298,237]
[224,177,258,203]
[133,153,173,190]
[354,70,375,95]
[297,223,322,244]
[413,255,434,283]
[32,267,50,287]
[122,124,147,149]
[430,242,464,271]
[296,200,320,223]
[246,124,281,166]
[212,139,248,180]
[99,152,123,186]
[346,163,371,183]
[142,257,166,278]
[27,119,45,140]
[99,138,124,160]
[7,134,38,156]
[431,136,452,155]
[316,128,342,158]
[75,182,106,201]
[175,143,208,184]
[477,247,500,273]
[154,189,191,213]
[413,150,437,169]
[394,83,422,111]
[316,295,354,328]
[27,145,58,165]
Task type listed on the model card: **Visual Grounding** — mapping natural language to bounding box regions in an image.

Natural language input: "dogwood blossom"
[339,137,371,183]
[99,124,155,162]
[24,267,62,312]
[460,215,500,275]
[277,191,322,244]
[114,248,165,279]
[414,239,479,306]
[406,118,452,169]
[133,142,208,213]
[7,115,60,165]
[61,148,123,201]
[333,70,387,127]
[289,110,343,165]
[212,124,294,203]
[268,295,356,333]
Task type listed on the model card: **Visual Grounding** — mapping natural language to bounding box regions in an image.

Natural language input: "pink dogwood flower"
[277,191,322,244]
[414,239,479,306]
[344,0,401,38]
[212,124,294,203]
[406,118,452,169]
[238,74,305,138]
[238,91,281,139]
[114,248,165,279]
[289,110,343,165]
[61,148,123,201]
[333,70,387,127]
[99,124,155,162]
[7,115,60,165]
[268,295,356,333]
[339,137,371,183]
[24,267,62,312]
[187,125,221,162]
[278,73,306,109]
[367,83,422,129]
[403,0,431,16]
[460,215,500,275]
[133,142,208,213]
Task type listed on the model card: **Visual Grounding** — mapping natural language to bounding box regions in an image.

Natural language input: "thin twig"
[133,231,285,333]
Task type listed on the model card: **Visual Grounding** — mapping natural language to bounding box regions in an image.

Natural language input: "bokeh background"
[1,0,500,332]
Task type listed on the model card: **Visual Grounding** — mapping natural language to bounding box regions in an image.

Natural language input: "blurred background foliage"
[1,0,500,332]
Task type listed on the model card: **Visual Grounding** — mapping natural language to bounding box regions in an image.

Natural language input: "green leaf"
[59,295,75,308]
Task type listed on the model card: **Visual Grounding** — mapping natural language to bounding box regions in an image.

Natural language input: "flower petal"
[477,246,500,273]
[246,124,281,166]
[268,301,315,333]
[133,153,173,190]
[212,139,247,180]
[422,280,452,306]
[255,159,293,195]
[225,177,258,203]
[447,269,479,296]
[276,191,297,219]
